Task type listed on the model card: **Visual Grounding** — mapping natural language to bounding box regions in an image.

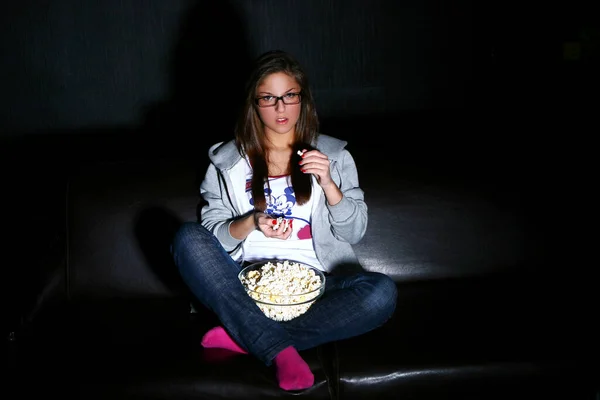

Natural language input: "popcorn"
[239,260,324,321]
[272,216,291,232]
[297,150,304,156]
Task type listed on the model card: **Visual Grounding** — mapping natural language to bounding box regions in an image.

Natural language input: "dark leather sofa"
[4,113,599,399]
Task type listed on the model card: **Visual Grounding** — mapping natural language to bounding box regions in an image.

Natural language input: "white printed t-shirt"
[241,166,321,270]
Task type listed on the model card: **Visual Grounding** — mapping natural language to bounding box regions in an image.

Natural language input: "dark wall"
[1,0,474,138]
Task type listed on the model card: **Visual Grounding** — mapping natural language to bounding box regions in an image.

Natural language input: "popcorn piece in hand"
[297,150,304,156]
[272,217,291,232]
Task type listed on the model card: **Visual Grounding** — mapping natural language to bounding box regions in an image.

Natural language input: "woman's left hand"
[299,149,333,188]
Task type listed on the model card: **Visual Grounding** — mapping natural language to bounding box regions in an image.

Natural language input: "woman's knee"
[171,222,221,277]
[366,272,398,316]
[172,221,209,254]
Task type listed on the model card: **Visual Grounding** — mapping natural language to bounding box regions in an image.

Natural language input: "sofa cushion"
[353,174,530,281]
[66,159,201,299]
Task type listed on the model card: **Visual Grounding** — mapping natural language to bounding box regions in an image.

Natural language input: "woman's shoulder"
[314,133,351,160]
[208,139,235,153]
[207,139,242,168]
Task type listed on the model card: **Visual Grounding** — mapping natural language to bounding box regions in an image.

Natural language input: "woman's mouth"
[276,118,288,125]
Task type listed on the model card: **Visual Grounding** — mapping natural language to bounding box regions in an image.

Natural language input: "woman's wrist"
[323,183,343,206]
[252,210,261,230]
[230,212,259,240]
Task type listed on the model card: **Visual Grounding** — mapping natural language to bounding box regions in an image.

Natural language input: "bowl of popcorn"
[238,259,326,322]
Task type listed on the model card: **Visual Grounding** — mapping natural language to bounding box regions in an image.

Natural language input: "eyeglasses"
[255,92,302,108]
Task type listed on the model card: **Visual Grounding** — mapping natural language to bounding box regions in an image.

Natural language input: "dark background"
[1,1,597,334]
[1,0,595,141]
[1,0,477,138]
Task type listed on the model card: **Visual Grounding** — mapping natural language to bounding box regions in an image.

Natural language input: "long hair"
[234,50,319,211]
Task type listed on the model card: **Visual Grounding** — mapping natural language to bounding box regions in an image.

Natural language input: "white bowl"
[238,260,326,321]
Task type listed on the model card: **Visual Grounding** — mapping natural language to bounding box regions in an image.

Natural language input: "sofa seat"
[15,274,596,400]
[15,297,336,399]
[332,275,596,399]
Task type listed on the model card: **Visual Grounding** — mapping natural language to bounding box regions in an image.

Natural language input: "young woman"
[171,50,397,391]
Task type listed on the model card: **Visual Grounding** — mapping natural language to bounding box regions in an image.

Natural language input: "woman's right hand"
[254,211,293,240]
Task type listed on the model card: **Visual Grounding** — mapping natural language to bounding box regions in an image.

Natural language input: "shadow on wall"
[141,0,254,150]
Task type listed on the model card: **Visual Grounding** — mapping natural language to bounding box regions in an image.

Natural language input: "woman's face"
[255,72,302,139]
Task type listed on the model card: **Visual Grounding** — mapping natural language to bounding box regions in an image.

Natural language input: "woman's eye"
[285,93,296,99]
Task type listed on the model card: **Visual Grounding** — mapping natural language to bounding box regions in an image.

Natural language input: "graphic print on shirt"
[247,176,312,240]
[265,186,294,216]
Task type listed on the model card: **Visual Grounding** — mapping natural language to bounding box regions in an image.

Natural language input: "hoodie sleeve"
[199,163,245,252]
[326,149,368,244]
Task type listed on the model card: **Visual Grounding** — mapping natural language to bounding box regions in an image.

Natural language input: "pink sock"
[273,346,314,391]
[201,326,248,354]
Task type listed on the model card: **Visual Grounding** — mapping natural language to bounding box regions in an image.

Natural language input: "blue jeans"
[172,222,397,366]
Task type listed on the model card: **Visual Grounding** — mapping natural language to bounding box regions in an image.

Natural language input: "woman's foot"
[201,326,248,354]
[273,346,314,391]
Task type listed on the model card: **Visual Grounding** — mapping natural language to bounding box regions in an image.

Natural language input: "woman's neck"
[265,142,293,176]
[262,131,295,175]
[265,130,294,150]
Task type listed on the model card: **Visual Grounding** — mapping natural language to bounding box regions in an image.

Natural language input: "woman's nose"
[274,99,286,111]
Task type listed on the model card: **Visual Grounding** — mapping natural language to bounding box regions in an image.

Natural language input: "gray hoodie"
[199,134,368,273]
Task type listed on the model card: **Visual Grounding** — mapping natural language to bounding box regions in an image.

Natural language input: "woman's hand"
[298,149,333,188]
[254,212,293,240]
[298,149,343,206]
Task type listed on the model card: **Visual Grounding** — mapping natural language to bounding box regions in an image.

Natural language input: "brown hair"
[234,50,319,211]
